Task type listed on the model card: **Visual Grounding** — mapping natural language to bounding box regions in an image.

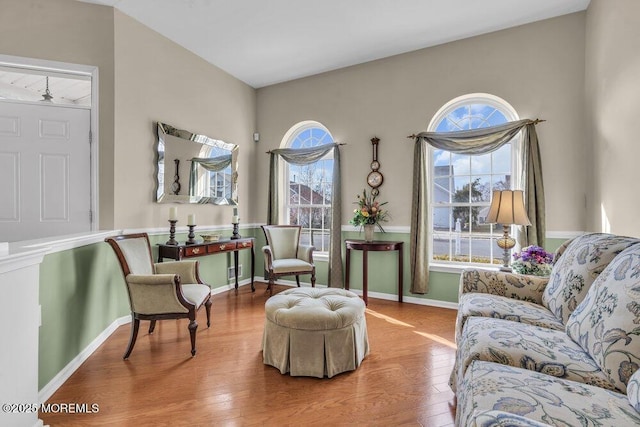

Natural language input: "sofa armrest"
[154,260,205,285]
[297,244,314,263]
[460,268,549,304]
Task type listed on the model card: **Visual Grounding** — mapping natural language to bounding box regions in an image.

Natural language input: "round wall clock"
[367,170,383,188]
[367,137,383,192]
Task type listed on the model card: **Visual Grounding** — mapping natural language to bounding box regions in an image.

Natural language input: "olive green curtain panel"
[410,119,544,294]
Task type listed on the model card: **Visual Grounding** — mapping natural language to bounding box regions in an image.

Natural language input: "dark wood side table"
[157,238,255,293]
[345,239,404,305]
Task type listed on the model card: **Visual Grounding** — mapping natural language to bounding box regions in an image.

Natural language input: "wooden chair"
[105,233,212,358]
[261,225,315,295]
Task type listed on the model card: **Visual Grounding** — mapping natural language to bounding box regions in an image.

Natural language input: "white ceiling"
[82,0,590,88]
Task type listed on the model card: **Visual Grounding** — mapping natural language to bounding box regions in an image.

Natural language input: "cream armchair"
[262,225,315,295]
[105,233,212,358]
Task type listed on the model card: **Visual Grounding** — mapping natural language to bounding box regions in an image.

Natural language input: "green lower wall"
[37,230,569,390]
[39,242,129,390]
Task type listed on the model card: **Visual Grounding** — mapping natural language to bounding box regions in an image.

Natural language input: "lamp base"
[496,225,516,271]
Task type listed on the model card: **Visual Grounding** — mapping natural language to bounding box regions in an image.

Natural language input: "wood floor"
[41,283,458,426]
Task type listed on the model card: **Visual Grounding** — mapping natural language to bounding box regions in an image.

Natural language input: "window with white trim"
[428,94,521,266]
[281,121,334,253]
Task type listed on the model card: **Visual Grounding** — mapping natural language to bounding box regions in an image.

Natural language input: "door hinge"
[89,210,93,223]
[89,130,93,145]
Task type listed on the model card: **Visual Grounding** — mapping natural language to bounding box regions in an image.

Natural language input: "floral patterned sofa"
[451,233,640,426]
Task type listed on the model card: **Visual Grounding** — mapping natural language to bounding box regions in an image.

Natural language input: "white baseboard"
[38,315,131,404]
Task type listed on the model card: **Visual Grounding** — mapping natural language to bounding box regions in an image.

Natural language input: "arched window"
[280,121,334,253]
[428,93,521,265]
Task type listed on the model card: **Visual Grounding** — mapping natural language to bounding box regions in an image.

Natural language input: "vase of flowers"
[512,245,554,276]
[350,189,389,242]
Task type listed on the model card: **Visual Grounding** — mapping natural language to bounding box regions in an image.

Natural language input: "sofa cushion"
[451,317,615,393]
[565,243,640,393]
[542,233,640,324]
[456,293,565,339]
[457,360,640,427]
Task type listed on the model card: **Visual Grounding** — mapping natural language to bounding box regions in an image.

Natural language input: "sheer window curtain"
[410,119,545,294]
[267,144,343,288]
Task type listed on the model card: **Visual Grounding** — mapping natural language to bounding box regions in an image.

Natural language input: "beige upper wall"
[113,11,256,228]
[256,13,587,233]
[585,0,640,238]
[0,0,116,228]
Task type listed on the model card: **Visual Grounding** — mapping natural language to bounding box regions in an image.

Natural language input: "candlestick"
[169,207,178,221]
[186,224,196,245]
[231,222,241,240]
[187,214,196,225]
[166,220,178,245]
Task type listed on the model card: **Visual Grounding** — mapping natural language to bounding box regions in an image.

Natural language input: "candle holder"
[186,224,197,245]
[231,222,241,240]
[166,220,178,245]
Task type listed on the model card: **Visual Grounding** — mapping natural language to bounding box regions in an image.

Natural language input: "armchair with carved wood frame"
[105,233,212,358]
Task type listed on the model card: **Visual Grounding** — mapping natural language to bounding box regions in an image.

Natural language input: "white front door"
[0,101,91,242]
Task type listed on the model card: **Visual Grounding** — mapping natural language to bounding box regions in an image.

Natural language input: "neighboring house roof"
[290,182,329,205]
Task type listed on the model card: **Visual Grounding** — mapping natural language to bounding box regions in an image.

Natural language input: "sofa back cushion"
[566,243,640,393]
[542,233,640,324]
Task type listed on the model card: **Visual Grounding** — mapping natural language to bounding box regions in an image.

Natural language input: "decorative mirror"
[156,122,238,205]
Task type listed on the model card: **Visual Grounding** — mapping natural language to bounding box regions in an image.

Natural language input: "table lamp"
[486,190,531,271]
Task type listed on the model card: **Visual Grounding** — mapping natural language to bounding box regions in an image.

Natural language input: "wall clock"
[367,137,383,195]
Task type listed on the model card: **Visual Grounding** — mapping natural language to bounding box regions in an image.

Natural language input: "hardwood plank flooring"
[40,283,458,426]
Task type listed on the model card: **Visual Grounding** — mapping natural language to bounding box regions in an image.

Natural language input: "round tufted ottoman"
[262,287,369,378]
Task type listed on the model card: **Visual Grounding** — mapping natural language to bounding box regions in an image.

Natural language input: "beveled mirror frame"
[156,122,238,205]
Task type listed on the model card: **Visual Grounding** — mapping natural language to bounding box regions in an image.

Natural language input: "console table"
[344,239,403,305]
[157,238,255,292]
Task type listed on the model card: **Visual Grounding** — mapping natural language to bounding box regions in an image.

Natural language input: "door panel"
[0,102,91,242]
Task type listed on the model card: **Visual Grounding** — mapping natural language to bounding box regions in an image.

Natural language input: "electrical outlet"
[228,265,242,280]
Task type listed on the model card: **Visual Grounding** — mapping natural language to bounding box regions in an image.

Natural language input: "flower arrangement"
[512,245,554,276]
[349,189,389,231]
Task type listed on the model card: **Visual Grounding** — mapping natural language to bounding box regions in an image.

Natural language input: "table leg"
[362,249,368,306]
[398,245,403,303]
[250,244,255,292]
[234,250,239,294]
[345,246,351,290]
